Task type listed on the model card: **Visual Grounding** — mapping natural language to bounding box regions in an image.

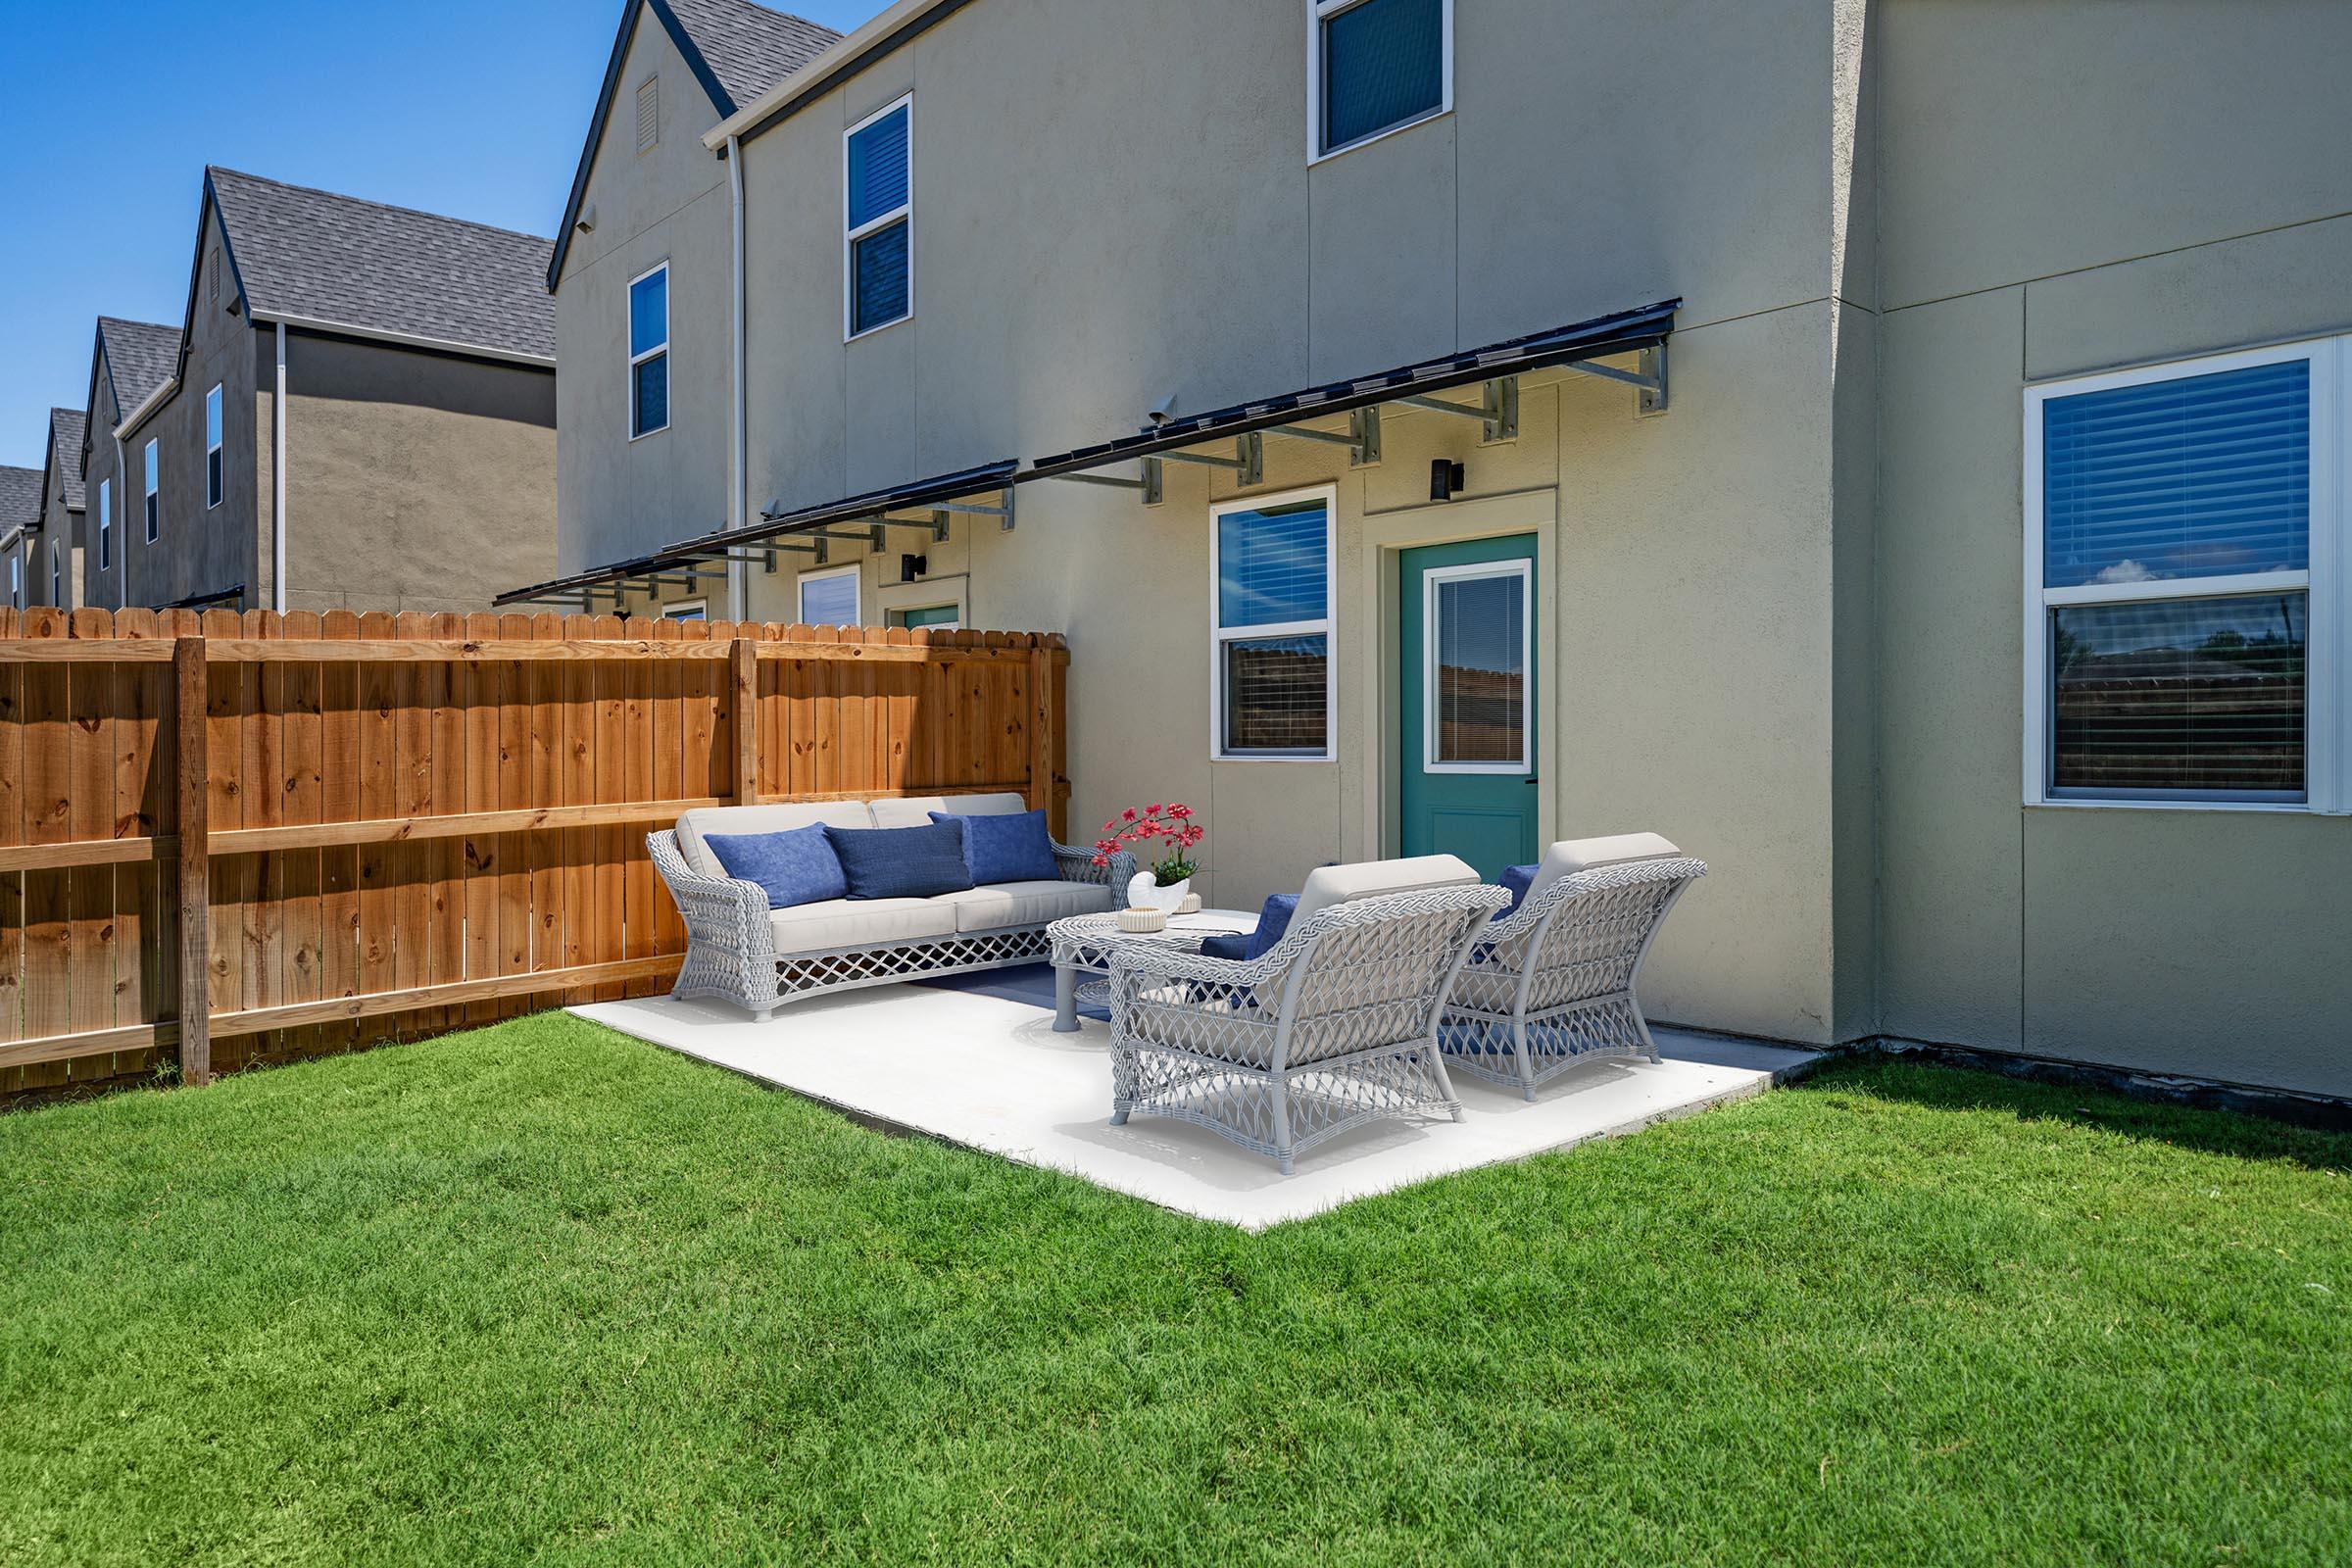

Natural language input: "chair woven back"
[1485,858,1707,1012]
[1274,888,1509,1064]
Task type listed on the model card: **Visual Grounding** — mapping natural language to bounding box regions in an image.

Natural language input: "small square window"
[798,564,860,627]
[1311,0,1450,160]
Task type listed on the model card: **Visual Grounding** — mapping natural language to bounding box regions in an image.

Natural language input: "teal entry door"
[1397,535,1539,878]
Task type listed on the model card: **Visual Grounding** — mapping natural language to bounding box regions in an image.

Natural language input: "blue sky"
[0,0,886,470]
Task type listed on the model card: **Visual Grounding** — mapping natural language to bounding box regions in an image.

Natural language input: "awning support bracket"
[1043,460,1164,506]
[1156,433,1263,486]
[1563,344,1668,415]
[1261,407,1382,466]
[1397,376,1519,442]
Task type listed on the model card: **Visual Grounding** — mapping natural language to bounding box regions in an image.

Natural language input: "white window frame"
[1421,557,1533,774]
[843,94,913,342]
[2023,335,2343,814]
[142,438,160,543]
[1208,483,1339,763]
[627,262,670,441]
[204,383,223,510]
[1307,0,1455,166]
[97,478,111,572]
[662,599,706,621]
[8,556,18,611]
[49,540,61,606]
[798,562,863,627]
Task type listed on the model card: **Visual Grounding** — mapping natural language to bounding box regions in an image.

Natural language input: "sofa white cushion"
[1523,832,1683,906]
[868,791,1030,829]
[677,801,875,879]
[940,879,1112,933]
[767,897,957,956]
[1289,854,1480,929]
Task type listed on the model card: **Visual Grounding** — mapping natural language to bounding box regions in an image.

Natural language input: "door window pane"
[2049,594,2305,798]
[1322,0,1445,152]
[1431,569,1526,765]
[1223,634,1328,755]
[2042,359,2308,589]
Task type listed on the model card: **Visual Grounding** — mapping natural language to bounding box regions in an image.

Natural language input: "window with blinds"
[2028,344,2332,808]
[1311,0,1450,160]
[1212,493,1333,760]
[846,98,912,338]
[799,565,861,628]
[628,264,669,438]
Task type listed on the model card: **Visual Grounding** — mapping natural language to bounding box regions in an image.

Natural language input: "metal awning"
[497,298,1677,609]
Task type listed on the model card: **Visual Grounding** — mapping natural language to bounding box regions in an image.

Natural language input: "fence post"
[172,636,212,1087]
[731,637,759,804]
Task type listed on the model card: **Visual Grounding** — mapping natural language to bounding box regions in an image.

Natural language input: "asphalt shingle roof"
[99,318,184,418]
[209,167,557,362]
[47,408,86,512]
[666,0,840,111]
[0,466,41,531]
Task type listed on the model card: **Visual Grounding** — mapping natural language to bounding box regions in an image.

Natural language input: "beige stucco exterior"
[549,0,2352,1094]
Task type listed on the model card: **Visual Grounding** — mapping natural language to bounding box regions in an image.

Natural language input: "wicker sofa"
[650,792,1134,1015]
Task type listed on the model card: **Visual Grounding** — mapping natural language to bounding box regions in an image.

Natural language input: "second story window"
[1310,0,1451,161]
[628,264,669,439]
[143,439,160,543]
[9,557,18,610]
[49,541,60,606]
[845,97,911,339]
[205,384,223,509]
[97,478,111,571]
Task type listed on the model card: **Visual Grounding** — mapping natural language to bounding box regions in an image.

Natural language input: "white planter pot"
[1126,872,1192,915]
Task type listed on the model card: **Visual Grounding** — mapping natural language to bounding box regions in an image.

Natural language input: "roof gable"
[94,318,184,429]
[0,467,41,532]
[46,408,86,513]
[205,167,557,362]
[548,0,839,290]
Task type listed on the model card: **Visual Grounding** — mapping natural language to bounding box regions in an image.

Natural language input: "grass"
[1,1014,2347,1566]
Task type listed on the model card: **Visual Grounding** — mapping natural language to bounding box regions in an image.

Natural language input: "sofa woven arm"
[648,830,782,1013]
[1054,840,1137,890]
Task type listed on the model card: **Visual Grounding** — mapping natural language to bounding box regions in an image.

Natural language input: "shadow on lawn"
[1798,1054,2352,1175]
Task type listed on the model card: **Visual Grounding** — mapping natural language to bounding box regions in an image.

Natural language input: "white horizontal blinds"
[800,569,858,627]
[2043,359,2309,588]
[2037,354,2315,802]
[1434,570,1525,764]
[1215,498,1330,757]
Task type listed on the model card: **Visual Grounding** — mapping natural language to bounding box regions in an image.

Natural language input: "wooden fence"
[0,607,1069,1099]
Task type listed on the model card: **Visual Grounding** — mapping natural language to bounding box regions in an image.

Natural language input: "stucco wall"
[1875,0,2352,1097]
[280,334,557,616]
[554,5,740,576]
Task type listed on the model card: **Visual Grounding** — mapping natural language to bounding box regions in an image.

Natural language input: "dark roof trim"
[549,0,740,293]
[735,0,978,148]
[1028,299,1682,475]
[496,459,1018,605]
[494,299,1679,606]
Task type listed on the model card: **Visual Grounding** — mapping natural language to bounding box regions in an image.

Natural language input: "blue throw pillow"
[929,808,1060,885]
[706,824,847,909]
[1498,863,1540,916]
[1200,894,1299,962]
[824,820,977,901]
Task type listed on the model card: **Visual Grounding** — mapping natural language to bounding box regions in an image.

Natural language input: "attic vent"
[210,249,220,304]
[636,76,658,153]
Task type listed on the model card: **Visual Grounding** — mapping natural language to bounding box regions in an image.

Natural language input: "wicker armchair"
[651,824,1132,1016]
[1104,883,1510,1173]
[1440,852,1708,1100]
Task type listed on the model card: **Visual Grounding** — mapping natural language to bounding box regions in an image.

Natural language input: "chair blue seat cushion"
[929,807,1060,885]
[705,823,848,909]
[1198,894,1299,961]
[1498,863,1540,916]
[823,821,977,901]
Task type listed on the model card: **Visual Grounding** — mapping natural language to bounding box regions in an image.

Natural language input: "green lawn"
[2,1015,2347,1566]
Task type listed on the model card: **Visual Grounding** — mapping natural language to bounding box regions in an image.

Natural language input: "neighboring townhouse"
[549,0,841,585]
[32,408,88,609]
[514,0,2352,1105]
[0,466,39,612]
[84,168,560,614]
[78,317,182,606]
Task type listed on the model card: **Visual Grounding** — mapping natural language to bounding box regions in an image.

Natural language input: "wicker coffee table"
[1046,908,1258,1032]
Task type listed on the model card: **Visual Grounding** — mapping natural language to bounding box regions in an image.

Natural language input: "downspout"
[272,321,288,612]
[727,133,749,622]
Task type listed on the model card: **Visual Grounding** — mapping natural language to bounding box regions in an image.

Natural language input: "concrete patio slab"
[568,972,1819,1230]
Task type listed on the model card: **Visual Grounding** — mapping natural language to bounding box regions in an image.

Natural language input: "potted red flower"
[1093,803,1203,914]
